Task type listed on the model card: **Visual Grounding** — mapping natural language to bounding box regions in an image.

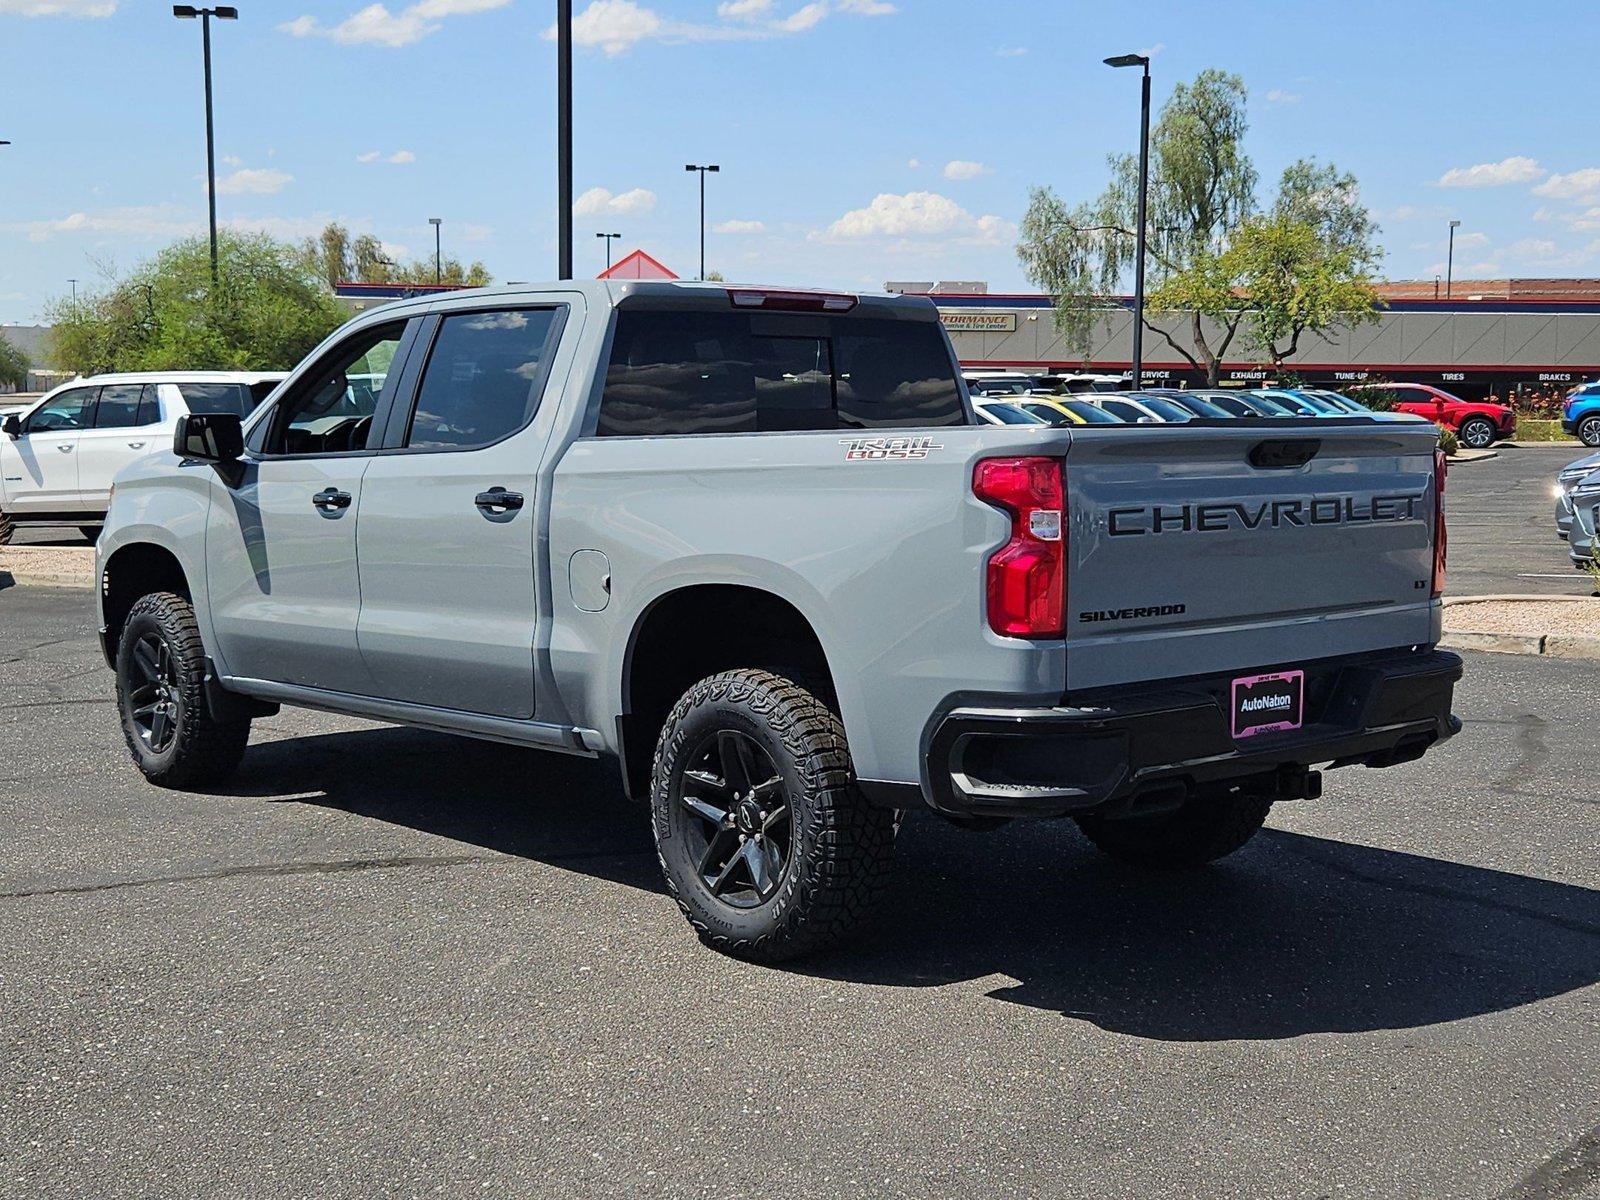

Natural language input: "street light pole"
[557,0,573,280]
[429,217,443,284]
[1446,219,1461,299]
[596,232,621,272]
[684,164,720,281]
[173,6,238,289]
[1105,52,1151,390]
[68,278,78,301]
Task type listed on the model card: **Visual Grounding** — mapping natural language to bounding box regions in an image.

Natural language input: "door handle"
[474,487,524,514]
[312,487,352,512]
[57,444,73,453]
[127,441,146,449]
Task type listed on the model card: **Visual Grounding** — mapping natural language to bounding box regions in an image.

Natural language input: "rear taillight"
[973,456,1065,638]
[1432,447,1448,598]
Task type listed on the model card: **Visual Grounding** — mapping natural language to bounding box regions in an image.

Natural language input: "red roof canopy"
[598,249,677,281]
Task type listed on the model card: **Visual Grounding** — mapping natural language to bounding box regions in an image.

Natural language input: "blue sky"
[2,0,1598,323]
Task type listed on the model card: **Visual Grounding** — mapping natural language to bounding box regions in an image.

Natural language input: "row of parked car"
[1554,449,1600,573]
[967,377,1377,430]
[968,372,1525,449]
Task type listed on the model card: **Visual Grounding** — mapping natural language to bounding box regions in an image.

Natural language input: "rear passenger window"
[178,383,251,418]
[597,308,965,437]
[406,309,562,450]
[92,383,146,428]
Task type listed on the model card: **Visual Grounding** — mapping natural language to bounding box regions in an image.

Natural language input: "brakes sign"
[1231,670,1304,739]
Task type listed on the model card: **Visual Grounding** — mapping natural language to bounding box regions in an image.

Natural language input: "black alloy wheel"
[122,631,182,754]
[677,729,792,909]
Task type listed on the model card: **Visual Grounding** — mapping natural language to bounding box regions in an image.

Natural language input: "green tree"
[302,221,492,288]
[1017,70,1381,385]
[0,333,29,390]
[47,231,349,376]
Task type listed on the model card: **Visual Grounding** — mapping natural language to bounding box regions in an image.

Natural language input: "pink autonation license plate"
[1231,670,1305,739]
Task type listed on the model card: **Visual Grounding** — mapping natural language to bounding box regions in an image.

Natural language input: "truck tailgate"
[1063,419,1441,691]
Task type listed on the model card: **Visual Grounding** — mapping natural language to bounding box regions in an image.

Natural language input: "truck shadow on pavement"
[228,726,1600,1043]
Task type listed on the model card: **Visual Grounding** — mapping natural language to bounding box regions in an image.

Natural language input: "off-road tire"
[1580,415,1600,448]
[651,668,896,962]
[1458,417,1496,449]
[1076,788,1272,870]
[115,591,250,789]
[0,507,12,545]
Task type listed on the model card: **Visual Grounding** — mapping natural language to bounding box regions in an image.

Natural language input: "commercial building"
[911,279,1600,400]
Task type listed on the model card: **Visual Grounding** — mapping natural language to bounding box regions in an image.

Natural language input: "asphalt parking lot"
[1450,443,1595,597]
[2,585,1597,1199]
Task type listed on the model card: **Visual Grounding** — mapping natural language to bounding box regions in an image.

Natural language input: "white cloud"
[356,149,415,164]
[1533,167,1600,205]
[906,157,920,169]
[942,159,991,181]
[1137,41,1164,57]
[574,186,657,217]
[774,1,826,32]
[547,0,893,56]
[0,1,115,14]
[820,191,1013,244]
[387,149,415,164]
[1436,156,1546,188]
[714,219,765,234]
[220,154,243,167]
[278,0,507,48]
[213,167,294,196]
[1265,88,1301,105]
[357,150,381,163]
[1540,205,1600,232]
[6,204,196,243]
[460,223,494,242]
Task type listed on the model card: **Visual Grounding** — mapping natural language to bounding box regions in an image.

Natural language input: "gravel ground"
[0,544,95,584]
[1445,598,1600,636]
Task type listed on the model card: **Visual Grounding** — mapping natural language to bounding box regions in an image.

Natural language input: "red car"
[1350,383,1516,448]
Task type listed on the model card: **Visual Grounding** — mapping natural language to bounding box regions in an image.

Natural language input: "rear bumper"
[921,647,1463,819]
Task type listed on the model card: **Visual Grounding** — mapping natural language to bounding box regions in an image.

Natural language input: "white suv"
[0,371,285,543]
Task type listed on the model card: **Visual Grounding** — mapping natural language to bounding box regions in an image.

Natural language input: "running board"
[221,675,602,756]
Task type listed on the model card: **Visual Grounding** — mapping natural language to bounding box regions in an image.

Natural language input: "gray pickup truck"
[95,281,1462,960]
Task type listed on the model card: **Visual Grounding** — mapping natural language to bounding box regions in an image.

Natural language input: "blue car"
[1562,381,1600,447]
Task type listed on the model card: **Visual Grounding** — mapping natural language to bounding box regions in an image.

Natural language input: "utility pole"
[684,163,720,281]
[557,0,573,280]
[1105,52,1152,390]
[429,217,443,284]
[596,232,621,271]
[173,6,238,288]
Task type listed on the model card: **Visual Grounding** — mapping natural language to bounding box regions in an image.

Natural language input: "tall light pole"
[68,278,78,301]
[684,163,719,281]
[1446,219,1461,299]
[173,6,238,288]
[429,217,443,284]
[1105,52,1151,390]
[557,0,573,280]
[596,232,621,272]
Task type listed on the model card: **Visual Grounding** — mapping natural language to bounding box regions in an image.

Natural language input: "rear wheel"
[1076,787,1272,870]
[651,668,896,962]
[1580,415,1600,448]
[115,591,250,789]
[1458,416,1496,449]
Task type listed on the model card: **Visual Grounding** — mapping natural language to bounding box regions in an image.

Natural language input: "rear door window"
[598,308,965,436]
[92,383,147,428]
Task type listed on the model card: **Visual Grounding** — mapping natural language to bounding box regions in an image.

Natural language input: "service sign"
[940,312,1018,334]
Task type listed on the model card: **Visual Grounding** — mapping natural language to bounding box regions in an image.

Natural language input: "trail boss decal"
[1107,493,1424,537]
[840,436,944,461]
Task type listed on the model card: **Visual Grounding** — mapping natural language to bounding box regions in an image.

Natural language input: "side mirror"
[174,412,244,463]
[2,413,20,438]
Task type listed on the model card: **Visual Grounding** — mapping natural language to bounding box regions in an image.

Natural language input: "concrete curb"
[1440,593,1600,660]
[0,568,95,591]
[1450,448,1499,464]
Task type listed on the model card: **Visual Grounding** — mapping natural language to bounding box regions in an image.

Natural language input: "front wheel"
[115,591,251,789]
[651,668,896,962]
[1076,787,1272,870]
[1580,415,1600,448]
[1458,417,1496,449]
